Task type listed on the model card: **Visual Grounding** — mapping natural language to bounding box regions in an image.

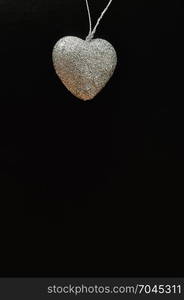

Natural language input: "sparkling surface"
[52,36,117,101]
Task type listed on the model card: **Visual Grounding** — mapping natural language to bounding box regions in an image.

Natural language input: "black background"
[0,0,183,277]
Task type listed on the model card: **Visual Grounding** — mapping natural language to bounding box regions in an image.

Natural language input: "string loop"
[85,0,113,41]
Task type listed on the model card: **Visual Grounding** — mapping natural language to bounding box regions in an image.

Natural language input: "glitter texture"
[52,36,117,101]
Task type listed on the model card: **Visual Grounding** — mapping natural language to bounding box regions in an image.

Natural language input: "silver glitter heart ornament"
[52,36,117,101]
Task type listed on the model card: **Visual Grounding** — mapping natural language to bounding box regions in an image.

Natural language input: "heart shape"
[52,36,117,101]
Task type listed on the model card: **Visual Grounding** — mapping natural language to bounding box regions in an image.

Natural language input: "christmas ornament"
[52,0,117,101]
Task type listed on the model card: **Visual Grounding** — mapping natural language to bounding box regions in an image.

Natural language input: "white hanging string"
[85,0,113,41]
[85,0,92,38]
